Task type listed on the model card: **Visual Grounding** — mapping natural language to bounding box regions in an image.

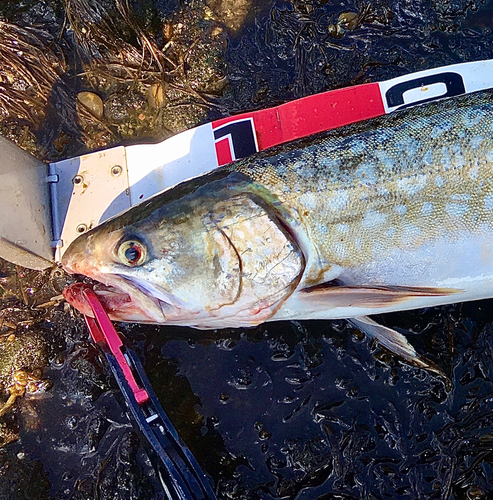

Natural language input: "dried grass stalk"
[0,21,66,122]
[64,0,172,82]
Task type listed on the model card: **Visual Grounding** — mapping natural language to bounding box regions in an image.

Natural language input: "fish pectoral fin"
[349,316,444,376]
[299,283,462,308]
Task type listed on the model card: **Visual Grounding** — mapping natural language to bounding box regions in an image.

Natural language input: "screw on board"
[76,224,87,234]
[73,175,84,185]
[111,165,123,177]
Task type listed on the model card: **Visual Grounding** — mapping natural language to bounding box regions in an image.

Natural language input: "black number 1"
[213,120,258,160]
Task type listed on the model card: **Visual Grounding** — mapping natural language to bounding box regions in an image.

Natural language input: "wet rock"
[3,0,493,499]
[0,121,38,157]
[338,11,360,30]
[86,432,155,500]
[104,91,147,123]
[0,419,18,447]
[206,0,253,34]
[0,331,48,393]
[77,92,104,120]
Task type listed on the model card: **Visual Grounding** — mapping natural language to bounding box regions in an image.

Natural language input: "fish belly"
[271,230,493,321]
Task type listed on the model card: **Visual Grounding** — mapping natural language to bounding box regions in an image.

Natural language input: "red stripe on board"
[211,82,385,153]
[269,83,384,148]
[214,137,233,165]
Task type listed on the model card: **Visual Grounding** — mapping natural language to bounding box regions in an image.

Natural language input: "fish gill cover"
[1,0,493,499]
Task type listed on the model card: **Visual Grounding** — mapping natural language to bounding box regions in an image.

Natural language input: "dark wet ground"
[2,0,493,499]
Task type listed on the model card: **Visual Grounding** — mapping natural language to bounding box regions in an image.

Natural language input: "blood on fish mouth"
[63,282,133,318]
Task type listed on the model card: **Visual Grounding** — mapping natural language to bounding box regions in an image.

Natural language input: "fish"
[62,89,493,369]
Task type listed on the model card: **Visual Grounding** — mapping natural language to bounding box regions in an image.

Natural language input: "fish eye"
[117,240,147,267]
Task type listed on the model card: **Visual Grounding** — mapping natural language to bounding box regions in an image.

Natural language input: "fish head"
[62,172,305,328]
[62,220,176,323]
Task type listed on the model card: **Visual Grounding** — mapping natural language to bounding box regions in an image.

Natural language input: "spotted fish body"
[62,90,493,339]
[221,90,493,320]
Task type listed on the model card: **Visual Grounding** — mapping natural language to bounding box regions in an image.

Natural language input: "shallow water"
[3,0,493,499]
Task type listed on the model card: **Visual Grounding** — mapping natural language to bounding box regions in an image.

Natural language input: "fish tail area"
[349,316,445,377]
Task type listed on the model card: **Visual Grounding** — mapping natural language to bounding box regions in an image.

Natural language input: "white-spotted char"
[61,90,493,370]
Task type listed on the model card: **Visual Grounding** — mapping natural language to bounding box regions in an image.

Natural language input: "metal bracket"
[49,147,131,262]
[0,136,53,269]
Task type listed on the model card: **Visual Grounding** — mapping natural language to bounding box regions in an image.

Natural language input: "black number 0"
[385,72,466,110]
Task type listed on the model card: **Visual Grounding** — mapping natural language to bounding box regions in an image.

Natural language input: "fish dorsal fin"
[349,316,445,376]
[299,282,462,309]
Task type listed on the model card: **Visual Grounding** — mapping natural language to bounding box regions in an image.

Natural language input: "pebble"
[77,91,104,119]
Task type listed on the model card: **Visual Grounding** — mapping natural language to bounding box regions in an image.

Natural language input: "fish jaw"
[62,281,167,323]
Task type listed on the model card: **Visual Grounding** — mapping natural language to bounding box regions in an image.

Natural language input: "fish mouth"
[63,279,167,324]
[61,229,169,323]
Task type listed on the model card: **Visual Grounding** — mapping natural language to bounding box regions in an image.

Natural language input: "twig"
[15,265,29,307]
